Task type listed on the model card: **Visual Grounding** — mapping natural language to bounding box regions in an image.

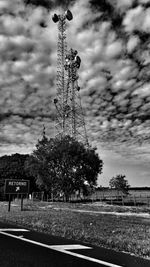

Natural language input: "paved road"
[0,221,149,267]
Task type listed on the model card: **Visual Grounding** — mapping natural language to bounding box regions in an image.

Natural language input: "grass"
[0,200,150,260]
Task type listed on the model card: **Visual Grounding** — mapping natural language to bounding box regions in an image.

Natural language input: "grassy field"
[0,200,150,260]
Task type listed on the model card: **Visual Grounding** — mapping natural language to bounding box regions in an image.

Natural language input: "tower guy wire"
[52,10,89,147]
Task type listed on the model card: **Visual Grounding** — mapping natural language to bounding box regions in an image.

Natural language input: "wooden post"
[122,195,124,206]
[41,191,44,202]
[21,194,23,211]
[51,192,53,202]
[8,194,11,212]
[32,192,34,202]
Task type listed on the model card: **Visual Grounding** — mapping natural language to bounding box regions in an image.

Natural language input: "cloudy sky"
[0,0,150,187]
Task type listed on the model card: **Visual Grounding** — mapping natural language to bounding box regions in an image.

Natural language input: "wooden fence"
[31,190,150,206]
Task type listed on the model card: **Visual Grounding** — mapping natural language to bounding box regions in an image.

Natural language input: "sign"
[4,179,30,194]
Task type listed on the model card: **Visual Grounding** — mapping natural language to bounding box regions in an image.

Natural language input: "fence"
[31,191,85,202]
[92,194,150,206]
[31,190,150,206]
[89,190,150,206]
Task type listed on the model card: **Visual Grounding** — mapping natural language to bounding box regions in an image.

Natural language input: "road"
[0,221,149,267]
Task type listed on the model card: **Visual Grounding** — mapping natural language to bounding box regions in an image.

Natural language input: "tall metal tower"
[52,10,89,147]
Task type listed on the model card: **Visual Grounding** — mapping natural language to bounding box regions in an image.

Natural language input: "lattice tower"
[52,10,89,147]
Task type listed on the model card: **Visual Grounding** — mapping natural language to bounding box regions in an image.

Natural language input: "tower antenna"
[52,10,89,146]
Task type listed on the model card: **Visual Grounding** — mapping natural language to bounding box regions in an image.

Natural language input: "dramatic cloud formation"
[0,0,150,186]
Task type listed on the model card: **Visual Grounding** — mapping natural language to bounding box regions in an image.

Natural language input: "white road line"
[0,231,123,267]
[49,244,92,250]
[0,229,29,232]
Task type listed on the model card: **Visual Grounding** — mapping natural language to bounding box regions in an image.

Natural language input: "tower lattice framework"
[52,10,88,147]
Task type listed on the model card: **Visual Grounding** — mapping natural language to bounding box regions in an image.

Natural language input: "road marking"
[49,244,91,250]
[0,231,123,267]
[0,229,29,232]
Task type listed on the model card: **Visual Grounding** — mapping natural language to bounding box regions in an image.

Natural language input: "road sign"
[4,179,30,195]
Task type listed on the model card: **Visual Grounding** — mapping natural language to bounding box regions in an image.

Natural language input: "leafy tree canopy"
[25,135,103,201]
[109,174,130,194]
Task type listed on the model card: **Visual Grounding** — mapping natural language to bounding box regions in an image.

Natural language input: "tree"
[109,174,130,194]
[25,135,103,201]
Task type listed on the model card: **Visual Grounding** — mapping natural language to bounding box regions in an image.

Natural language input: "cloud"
[116,0,134,10]
[0,0,149,186]
[123,6,145,33]
[127,35,140,53]
[105,40,123,58]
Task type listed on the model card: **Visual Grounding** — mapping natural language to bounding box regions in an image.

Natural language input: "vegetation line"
[53,207,150,218]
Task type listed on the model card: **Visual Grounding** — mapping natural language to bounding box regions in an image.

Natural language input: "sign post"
[4,179,30,211]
